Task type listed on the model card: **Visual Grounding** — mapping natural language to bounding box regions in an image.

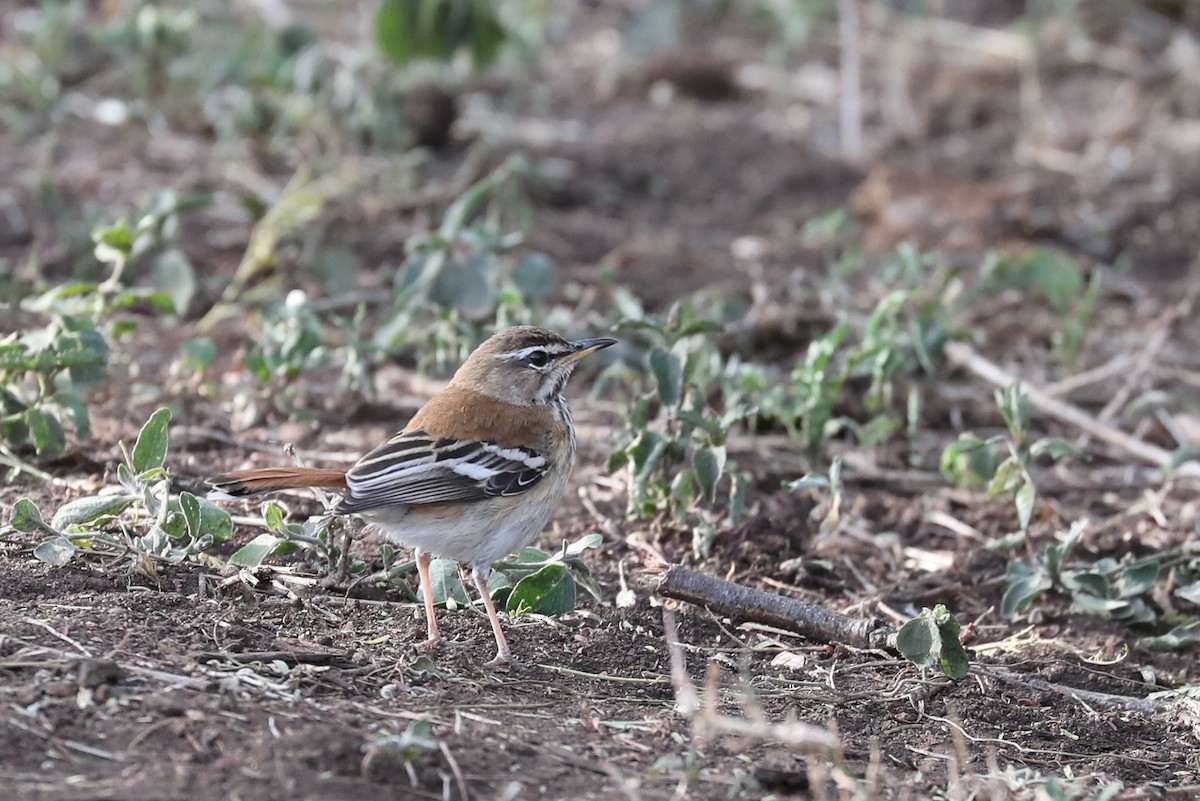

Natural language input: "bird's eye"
[527,350,550,368]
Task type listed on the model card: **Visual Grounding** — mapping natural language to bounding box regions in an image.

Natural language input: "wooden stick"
[944,342,1200,478]
[837,0,864,163]
[656,565,895,651]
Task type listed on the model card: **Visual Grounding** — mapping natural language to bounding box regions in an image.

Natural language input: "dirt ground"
[4,2,1200,799]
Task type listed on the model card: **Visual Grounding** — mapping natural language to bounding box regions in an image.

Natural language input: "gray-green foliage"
[896,603,970,680]
[375,0,509,70]
[4,408,233,570]
[426,533,604,616]
[941,382,1077,536]
[1,204,198,465]
[968,250,1102,370]
[1001,520,1159,623]
[229,499,356,578]
[605,301,748,556]
[374,155,568,374]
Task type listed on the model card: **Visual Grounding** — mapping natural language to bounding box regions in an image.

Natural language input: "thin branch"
[656,565,895,651]
[944,341,1200,478]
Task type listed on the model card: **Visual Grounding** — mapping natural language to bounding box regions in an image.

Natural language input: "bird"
[209,326,616,665]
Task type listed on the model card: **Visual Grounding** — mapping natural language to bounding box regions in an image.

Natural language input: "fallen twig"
[656,565,895,651]
[944,341,1200,478]
[192,649,354,668]
[4,716,125,762]
[979,667,1162,716]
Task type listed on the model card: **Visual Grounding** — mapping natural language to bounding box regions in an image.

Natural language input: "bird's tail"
[208,467,348,499]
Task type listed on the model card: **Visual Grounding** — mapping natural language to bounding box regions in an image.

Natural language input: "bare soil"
[4,3,1200,799]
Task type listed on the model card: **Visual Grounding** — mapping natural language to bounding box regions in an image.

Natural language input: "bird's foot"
[485,648,512,668]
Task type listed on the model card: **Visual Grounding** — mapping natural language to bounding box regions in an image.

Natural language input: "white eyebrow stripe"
[495,344,573,362]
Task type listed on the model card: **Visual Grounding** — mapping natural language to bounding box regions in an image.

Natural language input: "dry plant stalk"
[662,608,839,754]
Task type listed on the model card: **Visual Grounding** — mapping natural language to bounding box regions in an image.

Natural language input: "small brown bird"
[210,326,616,665]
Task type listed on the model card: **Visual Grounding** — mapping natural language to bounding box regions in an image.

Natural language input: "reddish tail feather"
[208,467,347,497]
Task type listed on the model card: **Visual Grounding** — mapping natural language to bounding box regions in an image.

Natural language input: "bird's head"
[453,326,617,405]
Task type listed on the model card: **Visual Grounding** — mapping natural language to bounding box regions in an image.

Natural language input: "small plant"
[896,603,970,680]
[228,498,356,579]
[941,382,1077,538]
[967,250,1102,370]
[4,408,234,574]
[364,720,438,787]
[239,289,336,405]
[766,245,960,461]
[96,0,198,102]
[784,455,844,538]
[1,207,196,469]
[374,155,566,374]
[606,301,748,557]
[429,533,604,616]
[1001,520,1160,623]
[375,0,510,71]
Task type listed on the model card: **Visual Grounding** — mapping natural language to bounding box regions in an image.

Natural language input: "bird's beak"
[558,336,617,365]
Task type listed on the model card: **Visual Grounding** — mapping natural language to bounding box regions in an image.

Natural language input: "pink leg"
[472,567,511,666]
[416,550,442,649]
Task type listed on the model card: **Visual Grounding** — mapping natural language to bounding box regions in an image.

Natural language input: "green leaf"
[429,253,497,317]
[116,462,140,494]
[25,408,66,456]
[1015,479,1036,531]
[897,605,969,679]
[648,347,682,408]
[375,0,420,65]
[51,495,136,530]
[262,501,286,532]
[1118,560,1159,596]
[181,338,217,371]
[376,0,506,69]
[669,469,696,523]
[179,491,202,537]
[676,320,723,337]
[131,407,172,474]
[93,219,134,257]
[1139,621,1200,652]
[33,536,76,567]
[785,474,831,492]
[230,533,286,568]
[693,446,726,504]
[151,249,196,316]
[1029,437,1078,461]
[1000,573,1048,618]
[51,392,91,440]
[486,570,515,607]
[628,430,666,477]
[933,610,970,680]
[426,558,470,607]
[507,563,576,616]
[511,253,557,301]
[9,498,48,533]
[196,498,233,544]
[896,617,936,670]
[563,533,602,558]
[1175,581,1200,607]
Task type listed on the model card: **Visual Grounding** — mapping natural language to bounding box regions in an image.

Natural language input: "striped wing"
[336,428,548,514]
